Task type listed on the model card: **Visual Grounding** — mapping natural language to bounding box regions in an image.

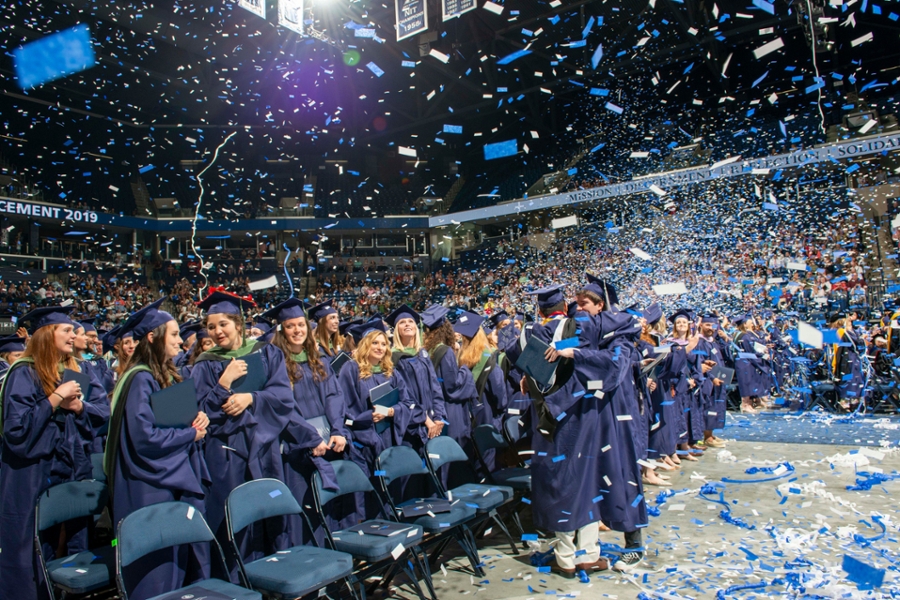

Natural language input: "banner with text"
[430,132,900,226]
[396,0,427,41]
[278,0,305,36]
[442,0,476,21]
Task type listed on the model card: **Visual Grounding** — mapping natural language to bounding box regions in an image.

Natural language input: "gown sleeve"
[436,348,476,407]
[422,353,447,423]
[2,366,60,460]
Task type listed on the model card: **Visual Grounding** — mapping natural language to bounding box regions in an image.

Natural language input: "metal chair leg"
[410,546,438,600]
[491,512,519,555]
[401,558,429,600]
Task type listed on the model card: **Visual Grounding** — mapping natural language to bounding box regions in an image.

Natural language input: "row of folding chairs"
[34,434,532,600]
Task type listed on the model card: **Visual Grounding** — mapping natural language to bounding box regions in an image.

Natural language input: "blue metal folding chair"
[376,445,485,578]
[116,501,261,600]
[312,460,432,600]
[35,480,114,599]
[225,478,360,600]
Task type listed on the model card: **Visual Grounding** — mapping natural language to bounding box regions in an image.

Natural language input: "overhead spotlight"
[794,0,836,53]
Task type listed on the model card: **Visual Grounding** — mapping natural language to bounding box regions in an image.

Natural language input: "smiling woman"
[0,305,109,600]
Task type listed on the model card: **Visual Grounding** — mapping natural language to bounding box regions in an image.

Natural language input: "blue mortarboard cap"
[196,329,210,340]
[421,305,450,329]
[179,321,202,339]
[196,290,256,315]
[732,315,748,327]
[489,311,511,328]
[385,304,420,328]
[261,298,309,323]
[567,301,578,318]
[102,324,122,354]
[254,323,272,334]
[624,303,642,317]
[339,318,362,336]
[78,319,96,334]
[700,314,719,325]
[119,298,175,341]
[585,273,619,307]
[0,335,26,353]
[259,328,276,343]
[453,311,485,339]
[20,305,75,335]
[308,300,338,323]
[515,312,533,323]
[481,321,494,335]
[350,317,388,344]
[526,284,566,312]
[669,308,693,324]
[643,303,662,325]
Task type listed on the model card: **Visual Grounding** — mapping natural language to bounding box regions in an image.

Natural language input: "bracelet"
[51,392,63,401]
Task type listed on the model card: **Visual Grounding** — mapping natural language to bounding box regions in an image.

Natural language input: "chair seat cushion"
[332,520,424,561]
[398,500,476,532]
[147,578,263,600]
[46,545,113,594]
[243,546,354,597]
[492,468,531,490]
[449,484,514,511]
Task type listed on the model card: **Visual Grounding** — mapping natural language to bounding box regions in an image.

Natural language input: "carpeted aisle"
[723,412,900,446]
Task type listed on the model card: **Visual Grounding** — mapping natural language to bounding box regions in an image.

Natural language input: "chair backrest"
[226,479,301,535]
[117,501,215,568]
[473,424,508,453]
[377,445,428,486]
[503,416,523,443]
[314,459,374,507]
[425,436,468,471]
[37,480,108,531]
[90,453,107,483]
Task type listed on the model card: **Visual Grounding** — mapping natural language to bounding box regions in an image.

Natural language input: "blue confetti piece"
[269,489,282,498]
[14,24,97,90]
[552,455,566,463]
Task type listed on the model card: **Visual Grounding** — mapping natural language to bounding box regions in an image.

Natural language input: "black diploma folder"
[345,522,413,537]
[709,365,735,388]
[62,368,92,399]
[331,351,351,374]
[399,498,452,518]
[150,379,199,428]
[306,415,331,442]
[231,351,266,394]
[514,334,557,387]
[370,384,400,434]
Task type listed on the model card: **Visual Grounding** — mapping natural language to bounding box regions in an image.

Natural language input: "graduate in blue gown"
[0,334,26,379]
[453,311,509,474]
[309,300,345,362]
[174,321,202,369]
[733,316,773,413]
[75,320,116,395]
[693,315,728,449]
[0,305,110,600]
[421,305,478,488]
[189,289,294,580]
[104,298,211,599]
[262,298,353,546]
[508,284,609,576]
[387,304,445,447]
[336,319,421,520]
[662,310,704,460]
[832,314,866,409]
[180,329,214,380]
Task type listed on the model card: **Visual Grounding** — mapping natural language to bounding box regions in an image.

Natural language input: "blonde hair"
[355,331,393,379]
[21,325,79,398]
[391,320,422,353]
[458,328,491,370]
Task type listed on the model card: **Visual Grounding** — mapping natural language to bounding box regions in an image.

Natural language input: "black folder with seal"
[345,522,413,537]
[62,368,92,400]
[330,351,351,374]
[150,378,199,428]
[514,334,557,387]
[306,415,331,442]
[231,351,266,393]
[399,498,452,519]
[709,365,735,388]
[370,382,400,434]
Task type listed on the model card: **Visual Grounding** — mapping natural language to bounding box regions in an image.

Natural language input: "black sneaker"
[613,551,643,572]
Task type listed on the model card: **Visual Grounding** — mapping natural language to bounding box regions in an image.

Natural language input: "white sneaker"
[613,551,644,572]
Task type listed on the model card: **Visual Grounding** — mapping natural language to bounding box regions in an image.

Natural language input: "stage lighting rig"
[794,0,836,54]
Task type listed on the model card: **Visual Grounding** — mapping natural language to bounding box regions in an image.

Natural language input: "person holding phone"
[0,305,109,600]
[104,298,210,599]
[264,298,353,545]
[190,288,293,579]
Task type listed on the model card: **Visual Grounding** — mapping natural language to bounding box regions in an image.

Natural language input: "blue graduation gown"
[734,331,772,398]
[337,362,421,520]
[111,371,210,599]
[190,343,294,579]
[468,352,509,474]
[835,329,865,402]
[0,362,108,600]
[636,339,672,460]
[432,344,476,449]
[392,349,445,449]
[652,341,691,456]
[692,336,726,435]
[281,359,355,546]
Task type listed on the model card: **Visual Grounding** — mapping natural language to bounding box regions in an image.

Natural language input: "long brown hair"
[272,320,328,384]
[423,320,456,352]
[355,331,393,379]
[124,322,182,389]
[315,316,344,357]
[21,325,79,398]
[458,328,491,369]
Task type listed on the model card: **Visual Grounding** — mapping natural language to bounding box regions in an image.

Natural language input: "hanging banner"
[279,0,305,36]
[442,0,476,21]
[396,0,427,41]
[237,0,266,19]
